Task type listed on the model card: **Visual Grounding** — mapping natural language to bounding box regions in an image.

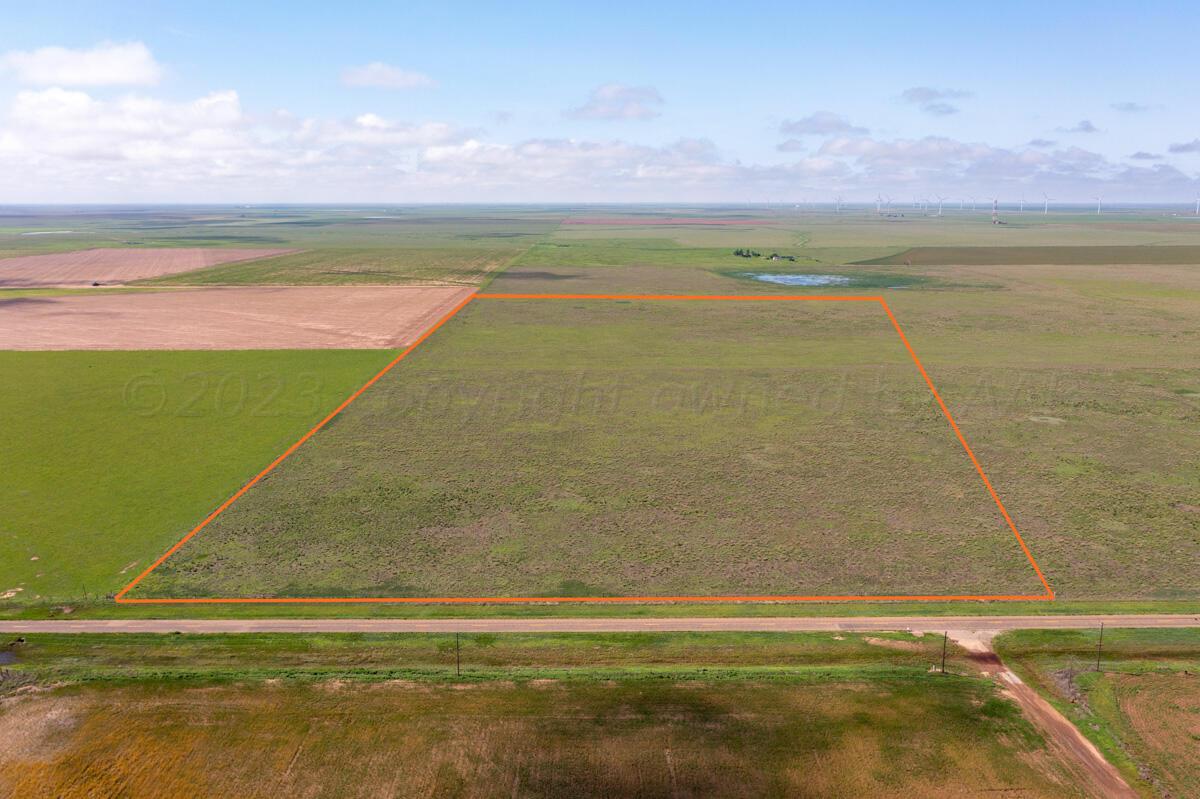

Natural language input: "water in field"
[746,273,852,286]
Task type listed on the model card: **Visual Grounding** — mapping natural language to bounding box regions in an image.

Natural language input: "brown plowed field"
[861,245,1200,266]
[0,286,474,350]
[1116,672,1200,796]
[0,248,298,287]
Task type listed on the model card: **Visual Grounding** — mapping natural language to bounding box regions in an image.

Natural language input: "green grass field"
[132,293,1047,600]
[3,630,955,679]
[139,246,515,286]
[0,350,396,602]
[0,632,1083,798]
[997,629,1200,797]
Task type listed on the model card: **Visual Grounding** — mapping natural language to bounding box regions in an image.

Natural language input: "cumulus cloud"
[1168,139,1200,154]
[565,84,664,120]
[0,85,1196,202]
[420,137,728,186]
[901,86,972,116]
[0,86,835,200]
[794,133,1198,200]
[1129,151,1162,161]
[1060,119,1099,133]
[341,62,435,89]
[0,86,468,199]
[1,41,162,86]
[1027,138,1056,148]
[779,112,867,137]
[776,139,806,152]
[8,87,243,161]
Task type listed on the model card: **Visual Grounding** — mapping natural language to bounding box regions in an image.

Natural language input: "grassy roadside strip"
[1,631,972,687]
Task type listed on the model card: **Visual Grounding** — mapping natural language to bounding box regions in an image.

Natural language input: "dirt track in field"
[0,286,474,350]
[949,631,1139,799]
[0,247,298,287]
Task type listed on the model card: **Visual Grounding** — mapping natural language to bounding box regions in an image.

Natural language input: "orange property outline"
[115,293,1054,604]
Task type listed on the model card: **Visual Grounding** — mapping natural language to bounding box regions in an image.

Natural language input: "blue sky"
[1,0,1197,202]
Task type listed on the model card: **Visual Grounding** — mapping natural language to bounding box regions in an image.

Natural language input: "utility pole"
[941,632,948,674]
[1095,623,1104,672]
[455,632,461,677]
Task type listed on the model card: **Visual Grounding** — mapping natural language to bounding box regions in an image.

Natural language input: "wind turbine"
[1095,196,1102,215]
[1042,193,1053,215]
[884,195,893,213]
[959,198,965,211]
[991,197,999,224]
[969,196,977,212]
[1194,196,1198,216]
[1019,194,1025,214]
[876,194,882,215]
[835,195,843,214]
[936,196,947,216]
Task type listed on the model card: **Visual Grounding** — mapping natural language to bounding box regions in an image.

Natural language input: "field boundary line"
[116,292,1054,605]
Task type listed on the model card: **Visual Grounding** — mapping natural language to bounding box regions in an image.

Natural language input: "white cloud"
[421,137,724,186]
[0,87,463,195]
[565,84,664,120]
[796,133,1199,199]
[0,86,1195,202]
[901,87,972,116]
[2,42,162,86]
[780,112,867,136]
[341,62,435,89]
[1060,119,1099,134]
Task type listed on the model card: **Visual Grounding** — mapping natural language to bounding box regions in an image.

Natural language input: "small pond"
[745,273,852,287]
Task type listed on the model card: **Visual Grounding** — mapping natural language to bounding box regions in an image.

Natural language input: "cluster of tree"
[733,249,797,261]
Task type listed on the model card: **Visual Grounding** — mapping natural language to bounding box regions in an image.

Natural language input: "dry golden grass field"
[0,631,1093,798]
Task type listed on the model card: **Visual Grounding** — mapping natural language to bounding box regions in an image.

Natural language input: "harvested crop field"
[0,286,473,350]
[861,245,1200,266]
[0,248,299,288]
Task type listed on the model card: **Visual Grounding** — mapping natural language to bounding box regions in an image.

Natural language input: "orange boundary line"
[116,292,1053,605]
